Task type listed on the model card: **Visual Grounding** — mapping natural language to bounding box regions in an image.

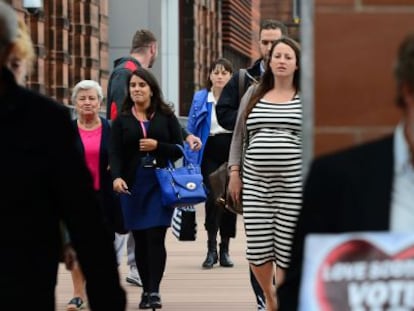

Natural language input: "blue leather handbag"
[155,144,207,207]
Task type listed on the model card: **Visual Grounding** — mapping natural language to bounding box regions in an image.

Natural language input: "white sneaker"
[126,265,142,287]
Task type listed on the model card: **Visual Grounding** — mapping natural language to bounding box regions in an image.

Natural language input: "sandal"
[66,297,86,311]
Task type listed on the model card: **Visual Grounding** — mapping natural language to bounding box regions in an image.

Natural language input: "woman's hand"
[276,266,286,288]
[186,134,202,151]
[113,177,130,194]
[139,138,158,152]
[228,171,242,205]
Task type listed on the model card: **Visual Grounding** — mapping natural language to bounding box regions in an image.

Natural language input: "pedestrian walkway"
[55,207,257,310]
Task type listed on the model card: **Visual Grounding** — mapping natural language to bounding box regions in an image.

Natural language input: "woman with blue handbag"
[109,68,183,309]
[186,58,236,269]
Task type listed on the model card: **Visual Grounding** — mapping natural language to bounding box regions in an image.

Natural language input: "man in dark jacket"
[216,19,288,311]
[216,19,288,131]
[0,2,126,310]
[106,29,158,120]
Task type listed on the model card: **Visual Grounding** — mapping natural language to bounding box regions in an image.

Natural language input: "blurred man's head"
[259,19,288,63]
[0,1,18,67]
[130,29,158,68]
[394,33,414,109]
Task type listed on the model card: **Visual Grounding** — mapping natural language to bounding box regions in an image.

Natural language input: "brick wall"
[222,0,254,59]
[261,0,299,39]
[179,0,221,116]
[314,0,414,155]
[7,0,109,106]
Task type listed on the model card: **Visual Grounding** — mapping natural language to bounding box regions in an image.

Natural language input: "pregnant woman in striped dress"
[228,37,301,311]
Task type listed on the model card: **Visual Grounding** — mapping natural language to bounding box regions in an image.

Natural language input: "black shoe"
[202,250,218,269]
[219,242,234,267]
[149,293,162,309]
[139,292,150,309]
[219,252,234,267]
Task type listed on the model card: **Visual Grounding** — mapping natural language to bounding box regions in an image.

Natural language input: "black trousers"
[201,133,237,238]
[132,226,168,293]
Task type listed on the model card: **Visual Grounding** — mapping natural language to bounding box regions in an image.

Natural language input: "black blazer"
[109,109,183,187]
[0,67,125,310]
[216,58,262,130]
[278,135,394,311]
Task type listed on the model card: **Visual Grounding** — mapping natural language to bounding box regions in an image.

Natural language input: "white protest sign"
[299,232,414,311]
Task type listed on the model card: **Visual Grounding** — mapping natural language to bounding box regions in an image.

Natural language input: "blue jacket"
[186,89,210,165]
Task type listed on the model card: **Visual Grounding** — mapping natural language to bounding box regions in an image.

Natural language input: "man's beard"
[148,56,155,68]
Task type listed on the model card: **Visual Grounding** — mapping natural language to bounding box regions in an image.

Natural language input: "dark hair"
[245,36,301,119]
[130,29,157,54]
[206,57,234,89]
[260,19,288,37]
[394,33,414,108]
[121,67,174,117]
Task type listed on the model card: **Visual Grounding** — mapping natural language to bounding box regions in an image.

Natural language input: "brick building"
[6,0,109,105]
[312,0,414,155]
[180,0,299,115]
[7,0,299,112]
[8,0,413,156]
[25,0,414,158]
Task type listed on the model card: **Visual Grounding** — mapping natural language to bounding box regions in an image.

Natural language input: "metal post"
[301,0,314,179]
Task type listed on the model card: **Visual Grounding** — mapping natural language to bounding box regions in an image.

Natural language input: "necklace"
[77,118,101,130]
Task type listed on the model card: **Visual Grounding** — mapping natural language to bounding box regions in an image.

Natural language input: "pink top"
[78,126,102,190]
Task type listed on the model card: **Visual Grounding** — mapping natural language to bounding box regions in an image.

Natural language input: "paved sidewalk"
[55,208,257,310]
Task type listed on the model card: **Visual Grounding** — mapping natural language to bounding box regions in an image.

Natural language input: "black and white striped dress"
[242,95,302,268]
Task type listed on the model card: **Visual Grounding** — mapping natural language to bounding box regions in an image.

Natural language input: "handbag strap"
[165,144,198,169]
[176,144,196,166]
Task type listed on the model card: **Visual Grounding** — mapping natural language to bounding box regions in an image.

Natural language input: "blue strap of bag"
[166,144,196,169]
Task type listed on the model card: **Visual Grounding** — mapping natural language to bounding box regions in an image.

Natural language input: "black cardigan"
[109,109,183,187]
[73,117,120,232]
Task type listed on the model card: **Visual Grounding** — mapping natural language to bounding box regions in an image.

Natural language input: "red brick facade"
[180,0,300,114]
[314,0,414,155]
[9,0,297,113]
[6,0,109,105]
[13,0,411,157]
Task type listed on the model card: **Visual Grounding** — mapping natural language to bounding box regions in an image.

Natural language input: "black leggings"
[201,133,237,238]
[132,226,168,293]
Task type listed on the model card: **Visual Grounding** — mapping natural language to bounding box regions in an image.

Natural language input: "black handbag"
[208,162,243,215]
[171,206,197,241]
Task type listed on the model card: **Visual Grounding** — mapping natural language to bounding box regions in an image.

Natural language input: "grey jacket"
[227,84,257,168]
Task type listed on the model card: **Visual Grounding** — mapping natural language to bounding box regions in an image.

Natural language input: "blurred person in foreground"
[278,33,414,310]
[6,18,34,85]
[0,2,126,310]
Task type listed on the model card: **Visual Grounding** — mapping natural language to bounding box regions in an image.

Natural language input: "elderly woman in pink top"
[66,80,117,311]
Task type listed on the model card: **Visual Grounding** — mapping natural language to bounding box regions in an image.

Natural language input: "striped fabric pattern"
[242,96,302,268]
